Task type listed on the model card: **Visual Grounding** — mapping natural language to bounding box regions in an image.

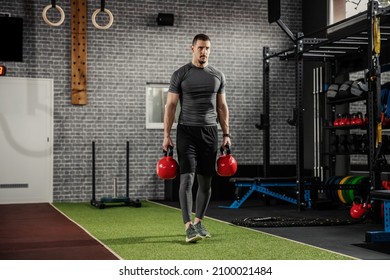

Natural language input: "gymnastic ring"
[42,4,65,27]
[92,8,114,30]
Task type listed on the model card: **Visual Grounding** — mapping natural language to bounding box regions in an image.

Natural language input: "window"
[329,0,369,25]
[145,84,180,129]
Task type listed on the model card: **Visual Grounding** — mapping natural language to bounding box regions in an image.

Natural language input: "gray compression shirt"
[169,62,226,126]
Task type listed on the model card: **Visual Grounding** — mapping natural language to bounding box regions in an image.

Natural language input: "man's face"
[192,40,211,66]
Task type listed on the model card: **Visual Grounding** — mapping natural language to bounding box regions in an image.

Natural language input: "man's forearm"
[218,104,229,134]
[164,104,176,137]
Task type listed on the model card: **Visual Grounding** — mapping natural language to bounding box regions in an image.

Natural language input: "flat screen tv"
[0,17,23,62]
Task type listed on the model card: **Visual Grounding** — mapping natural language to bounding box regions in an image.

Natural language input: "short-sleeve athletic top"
[169,62,225,126]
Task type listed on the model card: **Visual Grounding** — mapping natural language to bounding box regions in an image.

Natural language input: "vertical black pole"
[126,141,130,197]
[367,0,381,192]
[296,33,305,211]
[92,141,96,201]
[366,1,384,222]
[263,47,271,177]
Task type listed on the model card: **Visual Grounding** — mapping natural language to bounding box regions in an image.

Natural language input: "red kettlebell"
[355,112,364,126]
[350,196,371,219]
[350,113,357,125]
[382,180,390,190]
[217,145,238,177]
[345,114,351,126]
[339,114,347,126]
[364,114,369,125]
[333,113,342,126]
[156,145,179,180]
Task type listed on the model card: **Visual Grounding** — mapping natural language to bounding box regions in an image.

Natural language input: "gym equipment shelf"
[260,1,390,211]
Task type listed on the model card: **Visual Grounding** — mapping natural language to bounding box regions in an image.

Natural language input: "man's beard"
[198,57,207,65]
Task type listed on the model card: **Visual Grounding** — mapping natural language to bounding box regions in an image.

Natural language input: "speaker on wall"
[156,13,174,26]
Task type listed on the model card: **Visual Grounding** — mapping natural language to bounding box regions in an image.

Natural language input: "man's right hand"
[163,136,174,151]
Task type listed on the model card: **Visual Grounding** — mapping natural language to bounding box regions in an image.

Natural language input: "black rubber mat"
[353,243,390,255]
[231,216,361,227]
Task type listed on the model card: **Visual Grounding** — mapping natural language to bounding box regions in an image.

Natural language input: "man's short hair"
[192,34,211,46]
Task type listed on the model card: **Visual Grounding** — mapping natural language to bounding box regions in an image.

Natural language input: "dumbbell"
[338,134,349,153]
[329,134,339,154]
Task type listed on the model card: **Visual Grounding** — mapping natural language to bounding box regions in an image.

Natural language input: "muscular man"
[163,34,231,243]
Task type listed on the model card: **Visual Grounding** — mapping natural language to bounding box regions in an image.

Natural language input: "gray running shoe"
[194,222,211,238]
[186,224,203,243]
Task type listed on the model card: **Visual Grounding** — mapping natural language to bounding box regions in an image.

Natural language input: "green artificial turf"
[53,201,354,260]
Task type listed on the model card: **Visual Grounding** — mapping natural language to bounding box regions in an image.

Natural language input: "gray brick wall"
[1,0,302,201]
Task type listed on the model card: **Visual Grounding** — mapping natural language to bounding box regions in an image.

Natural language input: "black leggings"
[176,124,217,223]
[179,173,212,224]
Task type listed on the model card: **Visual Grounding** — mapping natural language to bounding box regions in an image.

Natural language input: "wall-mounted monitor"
[268,0,281,24]
[0,17,23,62]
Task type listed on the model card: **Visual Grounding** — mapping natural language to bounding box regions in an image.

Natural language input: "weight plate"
[331,176,342,202]
[344,176,357,204]
[345,176,362,204]
[324,176,336,201]
[338,176,352,204]
[341,176,351,204]
[341,176,353,204]
[347,176,365,204]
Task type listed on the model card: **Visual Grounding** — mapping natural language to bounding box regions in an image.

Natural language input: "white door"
[0,77,53,204]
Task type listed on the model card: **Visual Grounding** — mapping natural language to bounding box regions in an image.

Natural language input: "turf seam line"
[147,200,358,260]
[50,203,123,260]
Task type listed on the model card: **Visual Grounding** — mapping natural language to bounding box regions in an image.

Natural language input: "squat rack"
[257,0,390,209]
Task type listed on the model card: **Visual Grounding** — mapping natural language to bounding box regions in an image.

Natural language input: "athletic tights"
[179,173,211,224]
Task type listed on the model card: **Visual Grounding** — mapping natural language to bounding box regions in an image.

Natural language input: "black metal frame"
[256,47,271,177]
[262,1,390,209]
[91,141,141,209]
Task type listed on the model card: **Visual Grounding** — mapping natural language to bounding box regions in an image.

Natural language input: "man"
[163,34,231,243]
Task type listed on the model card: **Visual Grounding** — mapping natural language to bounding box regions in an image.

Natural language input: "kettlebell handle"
[164,145,174,157]
[220,145,231,155]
